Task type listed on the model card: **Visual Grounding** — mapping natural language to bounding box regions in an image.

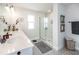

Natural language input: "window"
[28,15,35,29]
[44,17,48,28]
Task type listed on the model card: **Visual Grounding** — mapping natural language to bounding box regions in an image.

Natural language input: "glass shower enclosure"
[33,15,53,47]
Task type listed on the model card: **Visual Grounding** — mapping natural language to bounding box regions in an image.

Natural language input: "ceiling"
[12,3,53,13]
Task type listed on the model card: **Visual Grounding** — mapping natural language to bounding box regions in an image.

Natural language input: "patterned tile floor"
[33,46,79,55]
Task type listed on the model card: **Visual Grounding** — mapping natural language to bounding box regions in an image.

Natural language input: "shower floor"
[35,41,52,53]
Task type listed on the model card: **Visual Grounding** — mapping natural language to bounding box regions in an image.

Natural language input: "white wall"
[58,4,65,50]
[0,5,46,40]
[14,7,53,41]
[15,6,53,47]
[52,3,65,50]
[52,4,59,50]
[50,3,79,51]
[64,4,79,50]
[0,4,53,45]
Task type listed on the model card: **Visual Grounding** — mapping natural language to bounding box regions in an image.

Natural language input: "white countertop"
[0,30,33,55]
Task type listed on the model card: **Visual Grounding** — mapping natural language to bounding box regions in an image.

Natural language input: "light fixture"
[5,4,14,8]
[48,4,53,13]
[2,4,24,30]
[5,4,14,12]
[10,5,14,8]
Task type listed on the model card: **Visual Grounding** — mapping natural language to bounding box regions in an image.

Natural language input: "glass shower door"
[39,16,53,47]
[33,15,53,47]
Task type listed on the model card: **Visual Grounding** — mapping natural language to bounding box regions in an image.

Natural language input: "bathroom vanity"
[0,30,33,55]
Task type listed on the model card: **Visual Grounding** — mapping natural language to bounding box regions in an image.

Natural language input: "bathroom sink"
[0,30,33,55]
